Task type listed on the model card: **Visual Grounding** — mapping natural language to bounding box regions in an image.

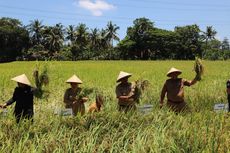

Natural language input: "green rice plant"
[0,61,230,152]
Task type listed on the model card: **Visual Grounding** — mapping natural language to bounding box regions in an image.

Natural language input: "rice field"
[0,60,230,153]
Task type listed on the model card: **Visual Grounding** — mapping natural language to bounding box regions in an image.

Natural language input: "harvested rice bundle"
[77,87,95,100]
[33,65,49,99]
[39,66,49,86]
[132,79,150,103]
[194,57,204,81]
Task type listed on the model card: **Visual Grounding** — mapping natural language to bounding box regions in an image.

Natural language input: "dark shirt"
[6,86,35,115]
[227,80,230,88]
[116,82,136,106]
[227,80,230,95]
[63,87,82,108]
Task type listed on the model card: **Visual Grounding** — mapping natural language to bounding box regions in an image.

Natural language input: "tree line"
[0,17,229,62]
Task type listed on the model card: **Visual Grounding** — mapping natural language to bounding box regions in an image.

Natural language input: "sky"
[0,0,229,41]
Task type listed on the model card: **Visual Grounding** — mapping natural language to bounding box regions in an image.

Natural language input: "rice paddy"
[0,60,230,153]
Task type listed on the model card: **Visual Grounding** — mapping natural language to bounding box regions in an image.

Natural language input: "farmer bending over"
[160,67,198,113]
[88,94,104,113]
[116,71,137,113]
[0,74,36,123]
[64,75,88,116]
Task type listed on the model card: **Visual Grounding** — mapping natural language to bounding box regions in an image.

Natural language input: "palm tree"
[202,26,217,58]
[43,26,63,54]
[99,28,109,50]
[66,25,76,44]
[75,24,89,48]
[89,28,100,51]
[28,19,44,45]
[104,21,120,59]
[105,21,120,47]
[74,23,89,58]
[53,23,65,40]
[75,23,89,44]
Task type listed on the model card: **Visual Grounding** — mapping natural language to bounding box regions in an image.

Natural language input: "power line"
[1,10,230,27]
[0,5,133,20]
[1,10,230,40]
[0,3,229,16]
[0,5,229,23]
[0,0,229,7]
[112,3,230,11]
[0,11,132,24]
[123,0,230,8]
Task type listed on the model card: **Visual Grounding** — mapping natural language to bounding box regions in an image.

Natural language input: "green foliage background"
[0,61,230,152]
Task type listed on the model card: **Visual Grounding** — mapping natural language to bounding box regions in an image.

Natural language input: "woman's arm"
[1,96,16,108]
[3,88,18,107]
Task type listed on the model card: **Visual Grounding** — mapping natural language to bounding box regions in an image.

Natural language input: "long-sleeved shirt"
[63,87,85,115]
[6,86,35,115]
[63,87,82,108]
[116,82,136,106]
[227,80,230,94]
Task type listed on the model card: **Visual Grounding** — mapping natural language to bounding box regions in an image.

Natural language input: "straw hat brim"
[66,75,83,84]
[11,74,31,86]
[166,67,182,77]
[66,81,82,84]
[116,71,132,82]
[116,75,131,82]
[167,71,182,77]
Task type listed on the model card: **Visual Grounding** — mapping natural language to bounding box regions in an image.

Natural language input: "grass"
[0,60,230,153]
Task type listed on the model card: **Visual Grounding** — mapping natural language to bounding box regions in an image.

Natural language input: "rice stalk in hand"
[132,79,150,104]
[194,57,204,81]
[39,65,49,86]
[33,65,50,99]
[77,87,96,100]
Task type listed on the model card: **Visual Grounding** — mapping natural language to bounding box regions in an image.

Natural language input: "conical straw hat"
[167,67,182,77]
[11,74,31,86]
[117,71,132,82]
[66,75,83,84]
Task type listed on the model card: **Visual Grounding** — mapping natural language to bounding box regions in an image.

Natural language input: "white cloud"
[77,0,115,16]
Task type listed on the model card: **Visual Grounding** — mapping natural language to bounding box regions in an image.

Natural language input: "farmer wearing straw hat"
[0,74,36,123]
[116,71,137,112]
[226,80,230,112]
[160,67,197,113]
[64,75,88,116]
